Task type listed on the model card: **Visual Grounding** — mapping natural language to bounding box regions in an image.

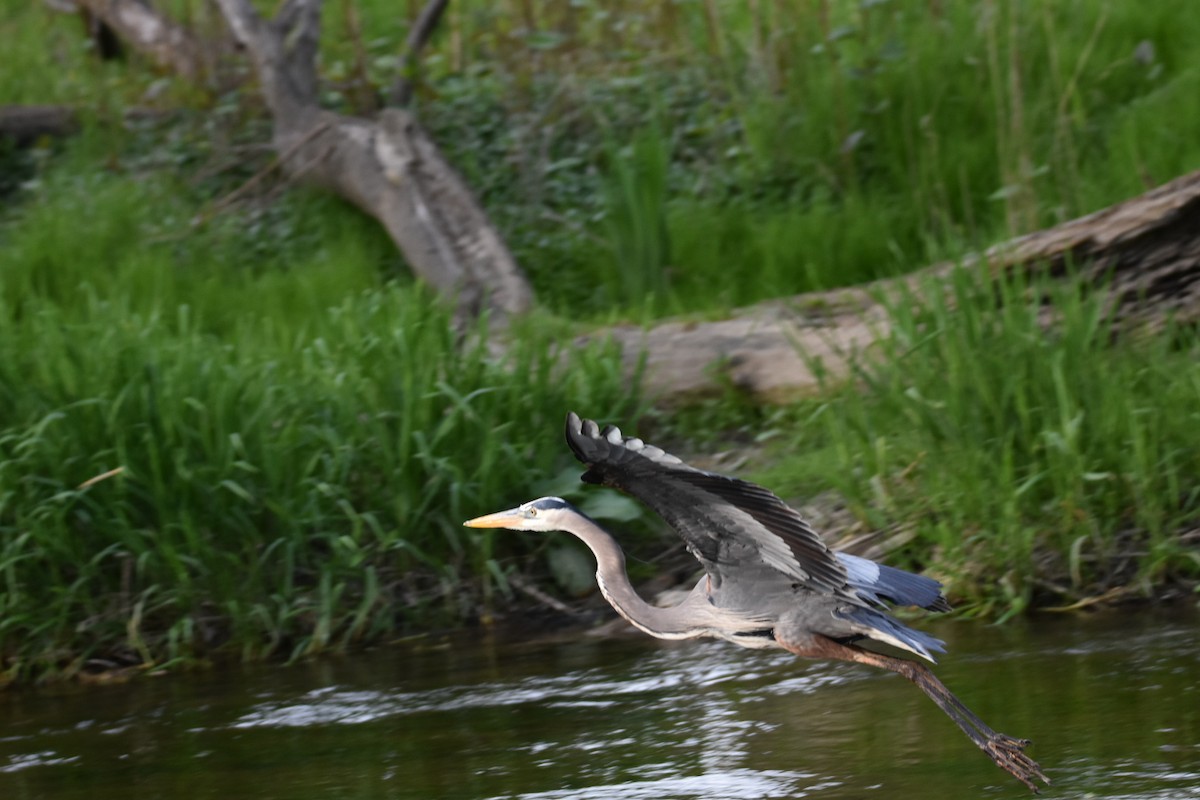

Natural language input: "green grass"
[403,0,1200,317]
[11,2,1200,320]
[2,1,1200,684]
[0,5,130,106]
[750,270,1200,619]
[0,131,639,683]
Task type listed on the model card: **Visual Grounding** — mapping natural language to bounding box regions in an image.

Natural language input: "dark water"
[2,608,1198,799]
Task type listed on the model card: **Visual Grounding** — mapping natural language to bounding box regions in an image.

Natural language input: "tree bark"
[600,169,1200,404]
[0,105,79,145]
[217,0,533,322]
[75,0,204,78]
[44,2,1200,354]
[71,0,534,322]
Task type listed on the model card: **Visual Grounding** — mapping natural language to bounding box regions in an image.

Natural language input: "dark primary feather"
[552,416,1051,791]
[565,412,857,602]
[564,412,949,613]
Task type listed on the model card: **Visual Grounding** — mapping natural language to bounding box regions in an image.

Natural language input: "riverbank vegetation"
[698,273,1200,621]
[1,1,1198,684]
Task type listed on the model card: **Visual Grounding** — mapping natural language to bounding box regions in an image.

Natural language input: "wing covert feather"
[565,412,853,599]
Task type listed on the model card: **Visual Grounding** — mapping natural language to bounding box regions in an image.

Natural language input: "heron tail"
[837,606,948,663]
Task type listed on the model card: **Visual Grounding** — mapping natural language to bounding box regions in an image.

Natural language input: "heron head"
[463,497,575,532]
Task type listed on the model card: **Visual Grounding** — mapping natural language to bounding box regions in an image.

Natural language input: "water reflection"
[482,768,825,800]
[229,644,828,729]
[0,750,80,773]
[0,607,1197,800]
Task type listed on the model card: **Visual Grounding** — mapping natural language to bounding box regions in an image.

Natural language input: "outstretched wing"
[565,412,857,602]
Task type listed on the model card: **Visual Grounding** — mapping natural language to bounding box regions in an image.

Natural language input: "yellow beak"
[462,508,523,528]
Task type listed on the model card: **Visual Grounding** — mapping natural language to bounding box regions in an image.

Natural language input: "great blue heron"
[465,412,1048,792]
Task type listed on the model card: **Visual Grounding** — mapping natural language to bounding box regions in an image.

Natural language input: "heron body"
[465,412,1048,792]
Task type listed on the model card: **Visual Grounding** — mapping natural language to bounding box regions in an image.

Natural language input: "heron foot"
[982,733,1050,794]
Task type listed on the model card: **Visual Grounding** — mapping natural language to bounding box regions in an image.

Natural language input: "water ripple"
[230,645,833,730]
[1,751,80,773]
[478,768,831,800]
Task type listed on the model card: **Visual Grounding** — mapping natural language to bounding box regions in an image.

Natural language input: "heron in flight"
[465,412,1048,792]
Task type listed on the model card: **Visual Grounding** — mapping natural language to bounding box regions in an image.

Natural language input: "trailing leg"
[776,633,1050,793]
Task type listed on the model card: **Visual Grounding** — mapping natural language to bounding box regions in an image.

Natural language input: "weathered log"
[75,0,204,78]
[213,0,533,322]
[0,105,79,145]
[992,169,1200,328]
[70,0,534,322]
[44,2,1200,362]
[601,169,1200,404]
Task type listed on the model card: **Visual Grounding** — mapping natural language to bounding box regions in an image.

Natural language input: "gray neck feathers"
[568,513,708,640]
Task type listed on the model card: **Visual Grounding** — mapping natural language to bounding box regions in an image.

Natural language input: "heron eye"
[528,508,538,517]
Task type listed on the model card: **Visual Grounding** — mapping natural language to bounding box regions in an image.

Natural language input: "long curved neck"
[565,513,706,640]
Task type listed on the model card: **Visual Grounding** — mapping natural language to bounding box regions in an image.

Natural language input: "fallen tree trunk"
[603,169,1200,404]
[214,0,533,322]
[44,2,1200,369]
[0,105,79,145]
[69,0,534,323]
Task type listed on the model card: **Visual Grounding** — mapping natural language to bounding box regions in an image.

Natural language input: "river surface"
[2,607,1197,799]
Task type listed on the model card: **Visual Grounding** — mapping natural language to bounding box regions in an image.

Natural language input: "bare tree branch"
[209,0,261,46]
[75,0,534,321]
[271,0,321,106]
[75,0,203,78]
[600,168,1200,403]
[0,105,79,145]
[212,0,321,115]
[275,0,308,32]
[194,120,333,224]
[390,0,451,106]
